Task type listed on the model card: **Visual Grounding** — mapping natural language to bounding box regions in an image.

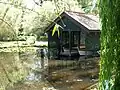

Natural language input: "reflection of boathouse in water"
[45,11,100,58]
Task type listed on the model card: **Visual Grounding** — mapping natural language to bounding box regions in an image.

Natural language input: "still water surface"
[0,47,99,90]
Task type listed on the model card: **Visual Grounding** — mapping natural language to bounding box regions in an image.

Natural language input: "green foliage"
[77,0,99,14]
[0,24,16,41]
[17,36,27,41]
[0,52,28,90]
[0,0,83,41]
[99,0,120,90]
[39,36,48,41]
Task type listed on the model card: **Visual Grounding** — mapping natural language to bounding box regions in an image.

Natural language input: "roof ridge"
[65,11,85,14]
[65,11,99,23]
[45,11,100,32]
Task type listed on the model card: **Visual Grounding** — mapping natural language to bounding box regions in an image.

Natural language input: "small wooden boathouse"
[45,11,100,58]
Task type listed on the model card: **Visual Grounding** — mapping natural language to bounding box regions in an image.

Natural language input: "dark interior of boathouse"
[46,11,100,59]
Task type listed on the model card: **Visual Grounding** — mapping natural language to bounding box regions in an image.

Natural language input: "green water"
[0,48,52,90]
[0,47,99,90]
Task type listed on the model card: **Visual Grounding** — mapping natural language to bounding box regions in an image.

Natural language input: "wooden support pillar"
[48,32,51,59]
[72,32,74,46]
[69,30,71,57]
[65,32,67,43]
[58,30,62,59]
[64,31,66,43]
[85,34,87,59]
[78,31,81,48]
[60,31,63,52]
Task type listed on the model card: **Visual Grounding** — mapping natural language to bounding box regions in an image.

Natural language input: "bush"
[38,36,48,41]
[17,36,27,41]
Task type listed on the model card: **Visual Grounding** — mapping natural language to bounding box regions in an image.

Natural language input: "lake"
[0,47,99,90]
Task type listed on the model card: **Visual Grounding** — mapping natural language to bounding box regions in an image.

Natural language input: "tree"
[77,0,98,13]
[0,0,81,40]
[99,0,120,90]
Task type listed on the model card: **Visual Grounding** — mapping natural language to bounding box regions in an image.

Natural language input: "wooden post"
[48,32,50,59]
[72,32,74,46]
[58,29,62,59]
[69,30,71,57]
[85,34,87,59]
[78,31,81,48]
[60,30,63,52]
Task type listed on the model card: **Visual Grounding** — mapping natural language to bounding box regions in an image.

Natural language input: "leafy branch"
[0,1,40,15]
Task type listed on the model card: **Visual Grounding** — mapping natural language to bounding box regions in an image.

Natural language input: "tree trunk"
[99,0,120,90]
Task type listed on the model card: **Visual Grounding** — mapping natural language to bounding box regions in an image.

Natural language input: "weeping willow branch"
[0,7,10,26]
[0,1,40,15]
[0,18,16,37]
[0,61,12,83]
[99,0,120,90]
[0,18,15,32]
[32,0,43,6]
[0,18,20,53]
[0,0,60,27]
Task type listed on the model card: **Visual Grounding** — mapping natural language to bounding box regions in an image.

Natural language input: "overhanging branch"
[0,1,40,15]
[0,18,16,34]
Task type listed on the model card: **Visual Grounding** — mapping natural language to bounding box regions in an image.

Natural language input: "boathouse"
[45,11,100,58]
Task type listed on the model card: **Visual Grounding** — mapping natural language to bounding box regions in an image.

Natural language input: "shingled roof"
[45,11,100,32]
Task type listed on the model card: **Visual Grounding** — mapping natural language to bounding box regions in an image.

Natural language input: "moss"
[99,0,120,89]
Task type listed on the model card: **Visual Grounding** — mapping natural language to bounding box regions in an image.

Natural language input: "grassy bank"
[0,41,48,52]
